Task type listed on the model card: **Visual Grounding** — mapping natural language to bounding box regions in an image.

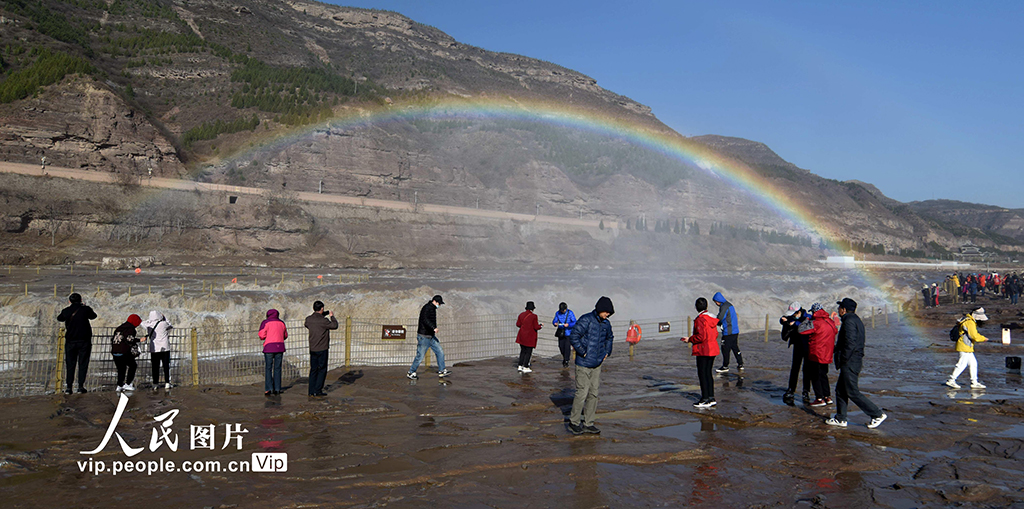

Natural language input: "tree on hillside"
[40,200,73,246]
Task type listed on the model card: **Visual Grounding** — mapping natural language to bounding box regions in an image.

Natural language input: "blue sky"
[331,1,1023,209]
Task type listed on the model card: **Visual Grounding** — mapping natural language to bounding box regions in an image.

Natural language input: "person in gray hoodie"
[142,310,174,389]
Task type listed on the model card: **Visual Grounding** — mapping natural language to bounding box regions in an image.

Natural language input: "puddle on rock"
[648,420,733,442]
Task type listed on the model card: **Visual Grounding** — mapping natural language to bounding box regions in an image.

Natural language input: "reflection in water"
[570,440,607,509]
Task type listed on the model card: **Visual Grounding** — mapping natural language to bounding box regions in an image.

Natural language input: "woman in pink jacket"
[258,309,288,395]
[799,304,837,407]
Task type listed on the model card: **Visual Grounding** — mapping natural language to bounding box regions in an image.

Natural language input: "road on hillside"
[0,161,617,229]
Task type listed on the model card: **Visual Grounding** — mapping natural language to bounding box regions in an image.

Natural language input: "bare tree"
[40,201,73,246]
[114,169,141,193]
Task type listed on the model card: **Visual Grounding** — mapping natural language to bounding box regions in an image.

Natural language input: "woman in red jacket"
[683,297,720,408]
[799,304,838,407]
[516,301,543,373]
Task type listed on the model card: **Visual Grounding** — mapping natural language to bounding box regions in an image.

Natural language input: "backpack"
[949,318,965,342]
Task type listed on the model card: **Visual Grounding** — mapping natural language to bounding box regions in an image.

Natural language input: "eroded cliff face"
[0,77,184,177]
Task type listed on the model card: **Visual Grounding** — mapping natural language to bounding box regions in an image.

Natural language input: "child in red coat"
[683,298,721,408]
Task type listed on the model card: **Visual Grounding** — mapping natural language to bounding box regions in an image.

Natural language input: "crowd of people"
[923,271,1023,307]
[59,280,1013,434]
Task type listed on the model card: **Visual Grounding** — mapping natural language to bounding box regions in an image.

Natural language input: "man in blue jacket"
[567,296,615,435]
[713,292,743,373]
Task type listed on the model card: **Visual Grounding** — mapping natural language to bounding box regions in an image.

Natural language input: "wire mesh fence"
[0,307,907,398]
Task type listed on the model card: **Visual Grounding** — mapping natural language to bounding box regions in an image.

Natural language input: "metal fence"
[0,308,906,398]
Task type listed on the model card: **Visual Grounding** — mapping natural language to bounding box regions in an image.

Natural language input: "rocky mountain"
[0,0,1020,268]
[908,200,1024,245]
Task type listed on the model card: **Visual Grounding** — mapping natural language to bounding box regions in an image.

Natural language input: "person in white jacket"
[142,310,174,389]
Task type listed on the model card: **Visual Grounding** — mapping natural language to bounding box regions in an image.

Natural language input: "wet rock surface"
[2,315,1024,507]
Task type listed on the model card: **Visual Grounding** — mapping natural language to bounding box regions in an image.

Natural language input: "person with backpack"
[111,314,143,392]
[141,310,174,389]
[945,307,989,390]
[56,293,97,394]
[552,302,577,368]
[682,297,720,408]
[515,301,543,373]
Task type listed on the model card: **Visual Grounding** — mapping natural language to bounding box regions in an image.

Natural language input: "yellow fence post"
[764,313,770,343]
[344,316,352,367]
[190,328,199,386]
[24,283,27,297]
[128,285,132,298]
[53,284,56,298]
[687,316,692,337]
[897,302,901,323]
[181,284,184,297]
[885,305,889,325]
[871,307,876,329]
[53,328,66,393]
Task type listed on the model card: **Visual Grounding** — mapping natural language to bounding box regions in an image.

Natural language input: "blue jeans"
[409,334,446,373]
[264,352,282,393]
[309,350,328,395]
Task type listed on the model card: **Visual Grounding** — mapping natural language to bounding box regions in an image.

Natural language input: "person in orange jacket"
[682,297,721,408]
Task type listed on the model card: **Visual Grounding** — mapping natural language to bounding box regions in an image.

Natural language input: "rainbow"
[206,94,947,326]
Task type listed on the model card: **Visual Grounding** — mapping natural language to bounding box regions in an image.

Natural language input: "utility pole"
[414,190,418,206]
[319,180,323,194]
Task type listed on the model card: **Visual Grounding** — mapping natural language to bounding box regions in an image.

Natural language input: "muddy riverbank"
[2,300,1024,507]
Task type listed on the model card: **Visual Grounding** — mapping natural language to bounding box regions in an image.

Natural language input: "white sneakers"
[946,379,986,390]
[521,366,533,373]
[825,413,887,429]
[867,413,888,429]
[117,383,135,392]
[825,416,847,427]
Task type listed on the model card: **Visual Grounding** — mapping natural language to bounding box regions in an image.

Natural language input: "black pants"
[309,350,328,395]
[113,354,137,386]
[518,345,534,367]
[835,365,881,421]
[65,341,91,390]
[720,334,743,367]
[151,351,170,385]
[696,356,715,400]
[788,340,812,394]
[810,362,831,399]
[558,336,572,364]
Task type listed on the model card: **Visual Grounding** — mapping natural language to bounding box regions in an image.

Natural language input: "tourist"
[408,295,450,379]
[56,293,97,394]
[305,301,338,396]
[683,297,720,408]
[568,296,615,435]
[945,307,989,390]
[800,303,837,407]
[826,298,886,429]
[111,314,142,392]
[141,310,174,389]
[713,292,742,373]
[515,301,542,373]
[553,302,577,368]
[779,302,811,402]
[259,309,288,396]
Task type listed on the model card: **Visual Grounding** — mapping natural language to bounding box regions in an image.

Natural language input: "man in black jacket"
[407,295,450,379]
[305,300,339,396]
[56,293,97,394]
[826,298,886,429]
[779,302,810,402]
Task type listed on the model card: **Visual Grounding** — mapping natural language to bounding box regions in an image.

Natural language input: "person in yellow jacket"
[945,307,988,390]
